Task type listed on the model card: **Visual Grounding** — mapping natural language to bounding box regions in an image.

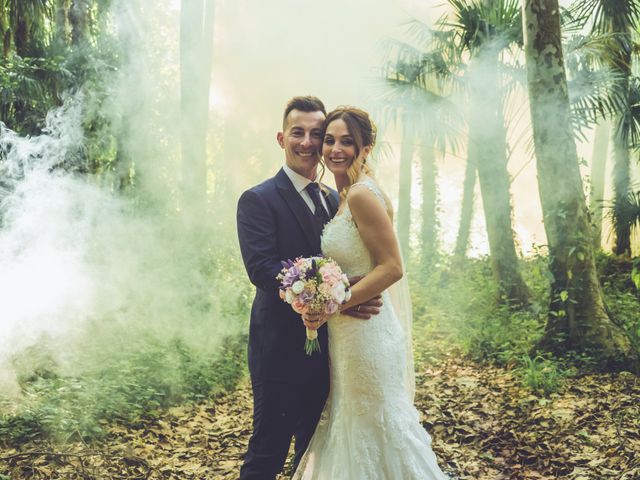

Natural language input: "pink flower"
[325,301,339,314]
[319,264,342,284]
[292,299,309,314]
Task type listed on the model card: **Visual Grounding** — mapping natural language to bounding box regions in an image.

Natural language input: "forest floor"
[1,335,639,480]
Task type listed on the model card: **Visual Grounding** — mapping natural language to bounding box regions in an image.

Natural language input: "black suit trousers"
[239,375,329,480]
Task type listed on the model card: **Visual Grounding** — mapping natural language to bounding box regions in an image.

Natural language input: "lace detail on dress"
[320,178,386,278]
[292,178,448,480]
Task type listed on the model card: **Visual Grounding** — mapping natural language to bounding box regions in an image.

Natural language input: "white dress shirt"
[282,164,330,216]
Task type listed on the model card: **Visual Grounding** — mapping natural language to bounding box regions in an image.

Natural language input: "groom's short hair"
[283,96,326,129]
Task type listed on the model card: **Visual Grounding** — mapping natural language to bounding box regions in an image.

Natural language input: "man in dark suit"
[236,96,378,479]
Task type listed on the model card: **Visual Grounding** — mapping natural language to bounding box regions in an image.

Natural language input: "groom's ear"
[276,132,285,149]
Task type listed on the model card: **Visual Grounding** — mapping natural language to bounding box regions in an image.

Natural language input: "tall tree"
[522,0,634,363]
[54,0,71,48]
[69,0,89,46]
[397,110,415,257]
[381,48,460,266]
[589,119,610,248]
[448,0,531,304]
[453,157,476,262]
[420,144,439,263]
[180,0,215,213]
[569,0,640,256]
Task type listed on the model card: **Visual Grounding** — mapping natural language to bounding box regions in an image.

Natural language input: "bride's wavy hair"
[321,106,377,201]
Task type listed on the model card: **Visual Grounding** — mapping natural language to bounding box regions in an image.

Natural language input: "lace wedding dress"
[292,179,448,480]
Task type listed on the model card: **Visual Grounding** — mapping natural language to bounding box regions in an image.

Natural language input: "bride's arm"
[339,185,403,311]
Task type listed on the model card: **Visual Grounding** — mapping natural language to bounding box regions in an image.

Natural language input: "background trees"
[385,0,532,305]
[522,0,634,365]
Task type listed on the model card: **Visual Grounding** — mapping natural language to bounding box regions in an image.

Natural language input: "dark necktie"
[306,182,330,227]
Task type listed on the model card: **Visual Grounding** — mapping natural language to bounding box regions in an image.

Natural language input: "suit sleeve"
[237,189,283,293]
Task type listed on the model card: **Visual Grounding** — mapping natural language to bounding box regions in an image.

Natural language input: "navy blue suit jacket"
[237,168,339,384]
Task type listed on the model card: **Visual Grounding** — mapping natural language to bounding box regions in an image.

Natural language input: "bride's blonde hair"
[322,106,377,202]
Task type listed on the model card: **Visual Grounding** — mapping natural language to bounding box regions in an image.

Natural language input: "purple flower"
[299,289,315,304]
[281,266,300,287]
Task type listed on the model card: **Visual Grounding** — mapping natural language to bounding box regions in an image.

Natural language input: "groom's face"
[277,109,325,180]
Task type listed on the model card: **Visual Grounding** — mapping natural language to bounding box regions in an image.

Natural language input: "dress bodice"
[320,178,386,277]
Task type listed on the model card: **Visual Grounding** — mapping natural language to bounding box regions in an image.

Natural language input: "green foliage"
[410,255,548,367]
[632,257,640,290]
[409,249,639,391]
[0,55,72,134]
[518,354,567,395]
[596,252,640,352]
[0,333,248,445]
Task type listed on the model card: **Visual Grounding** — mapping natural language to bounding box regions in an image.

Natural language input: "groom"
[236,96,379,479]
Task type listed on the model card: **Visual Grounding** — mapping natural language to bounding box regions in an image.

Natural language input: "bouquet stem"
[305,328,321,356]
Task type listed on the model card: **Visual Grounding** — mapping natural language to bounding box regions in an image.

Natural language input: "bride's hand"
[302,312,328,330]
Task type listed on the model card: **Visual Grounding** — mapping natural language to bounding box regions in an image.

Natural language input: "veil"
[389,251,415,402]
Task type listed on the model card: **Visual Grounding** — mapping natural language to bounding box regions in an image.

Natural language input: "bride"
[292,106,448,480]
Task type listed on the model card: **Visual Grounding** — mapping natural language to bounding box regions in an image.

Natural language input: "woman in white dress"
[292,106,449,479]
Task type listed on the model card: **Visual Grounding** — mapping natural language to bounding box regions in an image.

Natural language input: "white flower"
[292,281,305,294]
[331,283,346,304]
[319,283,332,296]
[344,289,352,302]
[285,288,294,303]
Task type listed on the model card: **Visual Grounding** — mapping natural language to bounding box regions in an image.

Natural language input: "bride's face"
[322,119,357,175]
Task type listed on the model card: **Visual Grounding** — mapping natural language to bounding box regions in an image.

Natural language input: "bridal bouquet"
[277,256,351,355]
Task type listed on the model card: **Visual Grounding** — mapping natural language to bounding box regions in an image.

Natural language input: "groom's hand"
[302,313,328,330]
[342,296,382,319]
[344,275,383,319]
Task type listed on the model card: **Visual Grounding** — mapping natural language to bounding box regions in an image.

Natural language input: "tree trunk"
[589,119,609,249]
[612,107,632,256]
[522,0,635,366]
[453,156,476,262]
[1,6,10,58]
[420,143,438,265]
[609,19,633,257]
[468,51,530,306]
[14,14,28,56]
[70,0,89,46]
[55,0,71,47]
[397,111,414,258]
[180,0,215,214]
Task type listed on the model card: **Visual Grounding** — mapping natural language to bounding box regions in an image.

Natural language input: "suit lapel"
[275,168,321,253]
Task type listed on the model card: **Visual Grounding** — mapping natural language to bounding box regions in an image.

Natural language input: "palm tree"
[568,0,640,256]
[453,156,476,262]
[589,119,610,248]
[380,33,462,266]
[522,0,635,365]
[443,0,531,305]
[3,0,52,57]
[384,1,532,306]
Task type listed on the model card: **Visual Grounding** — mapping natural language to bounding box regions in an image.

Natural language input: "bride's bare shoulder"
[347,179,393,219]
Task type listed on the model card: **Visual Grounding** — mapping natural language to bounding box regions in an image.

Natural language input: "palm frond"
[442,0,522,53]
[605,187,640,238]
[616,76,640,149]
[569,67,627,133]
[565,32,632,71]
[568,0,640,34]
